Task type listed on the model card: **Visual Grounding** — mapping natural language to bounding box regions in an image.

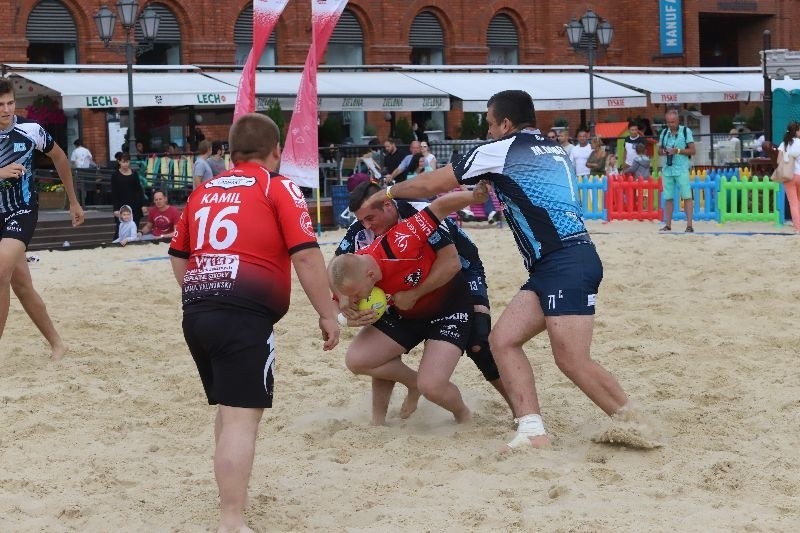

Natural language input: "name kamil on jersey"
[530,145,568,157]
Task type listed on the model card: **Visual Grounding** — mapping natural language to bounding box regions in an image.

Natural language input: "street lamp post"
[94,0,160,159]
[566,9,614,137]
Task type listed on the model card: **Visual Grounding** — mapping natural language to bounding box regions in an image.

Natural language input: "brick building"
[1,0,797,163]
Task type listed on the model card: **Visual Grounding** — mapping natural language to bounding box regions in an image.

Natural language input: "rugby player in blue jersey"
[0,79,84,342]
[378,90,632,449]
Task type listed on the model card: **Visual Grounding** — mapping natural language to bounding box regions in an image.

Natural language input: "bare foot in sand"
[50,341,68,361]
[454,405,472,424]
[498,434,551,453]
[399,388,421,419]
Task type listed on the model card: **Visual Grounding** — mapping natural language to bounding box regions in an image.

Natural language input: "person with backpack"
[659,109,696,232]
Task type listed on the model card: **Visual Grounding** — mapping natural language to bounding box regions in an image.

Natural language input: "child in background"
[606,153,620,177]
[623,142,652,179]
[113,205,139,246]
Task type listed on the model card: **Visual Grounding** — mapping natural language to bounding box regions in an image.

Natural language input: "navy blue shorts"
[522,243,603,316]
[182,305,276,408]
[373,305,472,353]
[1,205,38,248]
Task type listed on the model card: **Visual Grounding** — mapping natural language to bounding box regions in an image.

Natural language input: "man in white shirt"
[569,129,592,177]
[623,121,647,167]
[70,139,95,169]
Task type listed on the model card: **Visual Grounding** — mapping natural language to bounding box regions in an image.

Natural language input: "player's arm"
[381,163,460,202]
[292,247,341,351]
[392,243,460,311]
[47,143,85,227]
[169,257,188,286]
[426,182,489,222]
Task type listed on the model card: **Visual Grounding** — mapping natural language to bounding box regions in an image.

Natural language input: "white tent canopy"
[203,71,451,112]
[691,72,800,101]
[400,71,647,111]
[8,68,238,108]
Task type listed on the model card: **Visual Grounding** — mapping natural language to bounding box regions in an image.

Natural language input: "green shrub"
[395,117,414,144]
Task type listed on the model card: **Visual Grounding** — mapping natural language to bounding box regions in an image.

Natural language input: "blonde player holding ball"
[328,184,490,425]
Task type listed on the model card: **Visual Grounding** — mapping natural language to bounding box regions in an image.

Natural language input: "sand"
[2,219,799,532]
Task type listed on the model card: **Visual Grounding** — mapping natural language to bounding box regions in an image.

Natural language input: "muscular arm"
[426,184,489,223]
[48,144,85,227]
[292,247,341,351]
[169,256,188,287]
[392,243,460,310]
[383,163,460,201]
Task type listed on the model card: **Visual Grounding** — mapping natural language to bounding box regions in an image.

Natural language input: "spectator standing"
[776,121,800,233]
[659,109,696,232]
[70,139,95,169]
[111,153,144,234]
[138,190,180,240]
[623,143,652,179]
[207,141,227,176]
[569,129,592,177]
[585,136,607,177]
[623,121,648,167]
[557,129,574,157]
[168,113,339,533]
[192,140,214,188]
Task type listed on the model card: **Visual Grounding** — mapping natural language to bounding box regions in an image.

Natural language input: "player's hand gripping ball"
[357,286,388,319]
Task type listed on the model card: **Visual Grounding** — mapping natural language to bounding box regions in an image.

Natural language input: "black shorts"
[1,206,38,248]
[372,305,472,353]
[182,305,276,408]
[523,243,603,316]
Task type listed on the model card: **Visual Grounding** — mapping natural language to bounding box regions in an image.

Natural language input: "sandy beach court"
[2,219,799,532]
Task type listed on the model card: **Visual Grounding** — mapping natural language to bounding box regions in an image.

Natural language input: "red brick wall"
[3,1,798,154]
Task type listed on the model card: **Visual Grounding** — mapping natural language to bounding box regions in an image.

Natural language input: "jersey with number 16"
[168,162,320,320]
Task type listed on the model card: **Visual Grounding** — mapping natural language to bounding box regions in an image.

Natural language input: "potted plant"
[37,182,67,210]
[732,114,747,129]
[423,118,444,142]
[552,117,568,133]
[361,123,377,143]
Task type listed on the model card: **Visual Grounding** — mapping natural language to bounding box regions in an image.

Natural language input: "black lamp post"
[94,0,160,159]
[566,9,614,137]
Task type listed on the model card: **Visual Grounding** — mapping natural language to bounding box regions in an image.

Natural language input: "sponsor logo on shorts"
[5,219,21,232]
[299,211,315,238]
[8,209,31,219]
[432,312,469,323]
[439,323,460,339]
[205,176,257,189]
[587,293,596,306]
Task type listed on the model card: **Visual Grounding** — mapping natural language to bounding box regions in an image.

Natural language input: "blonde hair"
[328,254,367,293]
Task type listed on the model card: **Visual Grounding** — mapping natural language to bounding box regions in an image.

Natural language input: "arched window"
[135,3,182,65]
[327,9,364,65]
[487,14,519,65]
[26,0,77,64]
[410,11,444,65]
[234,4,278,66]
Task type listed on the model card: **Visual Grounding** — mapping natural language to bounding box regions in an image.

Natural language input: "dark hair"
[114,151,123,161]
[486,90,536,129]
[783,122,799,147]
[74,139,82,147]
[211,140,224,153]
[0,79,14,96]
[408,153,424,173]
[118,152,131,162]
[229,113,280,163]
[628,120,640,129]
[348,181,382,212]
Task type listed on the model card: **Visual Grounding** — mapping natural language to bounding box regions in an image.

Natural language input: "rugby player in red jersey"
[328,183,490,425]
[168,113,339,533]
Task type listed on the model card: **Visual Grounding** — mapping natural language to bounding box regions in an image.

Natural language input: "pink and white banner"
[233,0,289,122]
[281,0,349,188]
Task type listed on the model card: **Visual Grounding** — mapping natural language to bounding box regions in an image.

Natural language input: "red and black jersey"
[357,206,469,319]
[168,162,319,320]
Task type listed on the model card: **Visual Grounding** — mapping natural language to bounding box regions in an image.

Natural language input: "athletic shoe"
[487,210,500,224]
[685,226,694,233]
[659,225,671,232]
